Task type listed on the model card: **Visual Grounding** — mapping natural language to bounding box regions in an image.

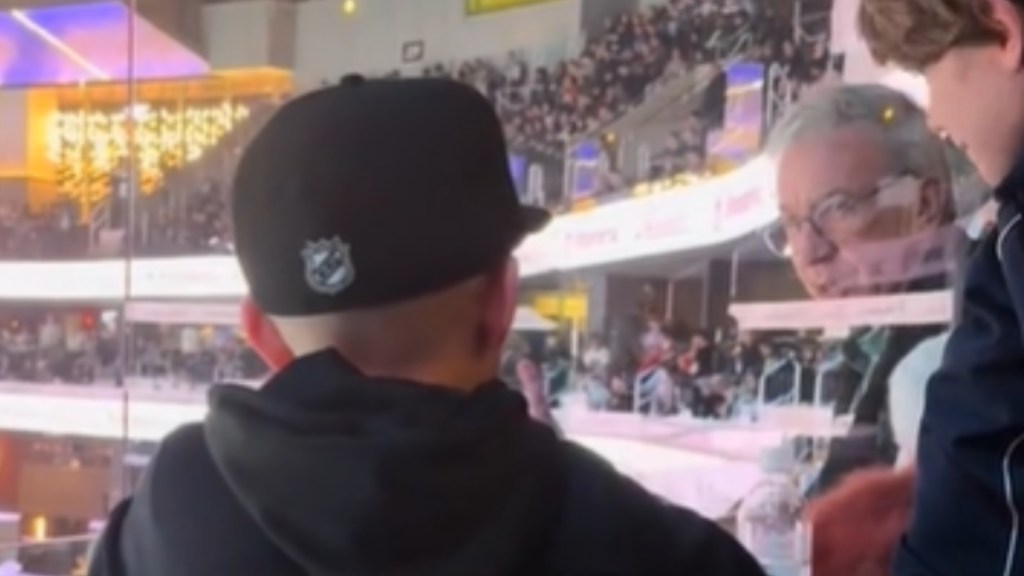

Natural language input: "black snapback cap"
[232,75,550,316]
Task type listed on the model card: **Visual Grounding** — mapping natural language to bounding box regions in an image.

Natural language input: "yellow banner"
[465,0,560,16]
[533,292,587,322]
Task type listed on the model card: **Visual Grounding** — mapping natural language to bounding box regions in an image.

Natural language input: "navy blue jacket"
[895,165,1024,575]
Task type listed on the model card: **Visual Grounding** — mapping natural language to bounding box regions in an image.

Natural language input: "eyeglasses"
[763,172,920,258]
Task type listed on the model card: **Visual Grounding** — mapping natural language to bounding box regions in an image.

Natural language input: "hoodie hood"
[204,349,565,576]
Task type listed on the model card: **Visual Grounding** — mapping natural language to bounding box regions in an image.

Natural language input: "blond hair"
[857,0,1005,71]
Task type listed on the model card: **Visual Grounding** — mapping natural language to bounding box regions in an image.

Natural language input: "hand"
[806,466,915,576]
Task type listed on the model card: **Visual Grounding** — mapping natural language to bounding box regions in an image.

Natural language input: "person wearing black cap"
[86,76,764,576]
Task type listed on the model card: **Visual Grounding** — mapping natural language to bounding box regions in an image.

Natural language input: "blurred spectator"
[580,333,612,408]
[0,311,266,387]
[729,331,765,380]
[388,0,831,207]
[0,200,85,259]
[138,180,232,256]
[0,177,232,260]
[500,335,557,426]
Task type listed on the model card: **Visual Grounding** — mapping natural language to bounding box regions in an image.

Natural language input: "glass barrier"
[556,109,978,506]
[0,0,976,571]
[0,0,133,554]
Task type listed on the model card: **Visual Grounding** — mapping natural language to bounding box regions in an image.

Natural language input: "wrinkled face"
[923,1,1024,185]
[775,124,949,299]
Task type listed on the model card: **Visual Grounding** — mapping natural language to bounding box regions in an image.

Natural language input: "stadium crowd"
[0,312,265,386]
[4,303,820,426]
[418,0,831,205]
[569,316,832,418]
[0,178,233,261]
[0,0,831,260]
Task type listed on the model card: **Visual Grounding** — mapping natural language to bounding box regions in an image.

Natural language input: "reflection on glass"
[735,84,974,502]
[0,0,983,571]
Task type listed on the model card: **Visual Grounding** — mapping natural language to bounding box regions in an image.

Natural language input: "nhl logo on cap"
[302,237,356,295]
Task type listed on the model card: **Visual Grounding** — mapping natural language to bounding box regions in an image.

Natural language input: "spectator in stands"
[857,0,1024,573]
[135,179,232,256]
[729,330,764,381]
[689,331,716,378]
[641,316,671,355]
[0,174,235,260]
[397,0,826,208]
[763,84,964,493]
[581,333,612,408]
[540,333,571,401]
[796,340,819,403]
[90,77,766,576]
[501,335,556,426]
[685,331,730,417]
[0,200,83,259]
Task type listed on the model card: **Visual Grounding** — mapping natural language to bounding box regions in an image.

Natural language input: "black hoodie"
[89,350,764,576]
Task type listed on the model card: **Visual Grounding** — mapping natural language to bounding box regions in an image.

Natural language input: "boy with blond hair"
[859,0,1024,574]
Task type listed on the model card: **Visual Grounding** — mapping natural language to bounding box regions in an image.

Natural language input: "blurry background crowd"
[0,0,831,260]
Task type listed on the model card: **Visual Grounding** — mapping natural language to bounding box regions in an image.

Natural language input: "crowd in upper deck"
[2,0,830,261]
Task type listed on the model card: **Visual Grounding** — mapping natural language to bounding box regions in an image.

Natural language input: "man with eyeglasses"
[761,84,968,493]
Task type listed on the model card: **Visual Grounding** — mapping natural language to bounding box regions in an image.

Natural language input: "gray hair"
[764,84,952,184]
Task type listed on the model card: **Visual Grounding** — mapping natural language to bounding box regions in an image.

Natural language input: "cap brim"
[520,205,552,234]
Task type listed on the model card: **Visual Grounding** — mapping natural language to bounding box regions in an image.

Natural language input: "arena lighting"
[21,2,208,79]
[0,2,207,86]
[47,102,251,201]
[0,159,777,301]
[9,9,108,80]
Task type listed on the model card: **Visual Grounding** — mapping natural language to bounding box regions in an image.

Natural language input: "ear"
[477,258,519,353]
[913,178,949,228]
[241,297,293,370]
[988,0,1024,71]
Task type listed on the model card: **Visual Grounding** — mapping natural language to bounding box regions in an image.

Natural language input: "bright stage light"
[46,101,250,204]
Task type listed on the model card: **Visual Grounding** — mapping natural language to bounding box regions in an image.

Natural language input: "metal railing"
[762,60,797,134]
[86,199,110,253]
[812,351,847,407]
[756,355,802,406]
